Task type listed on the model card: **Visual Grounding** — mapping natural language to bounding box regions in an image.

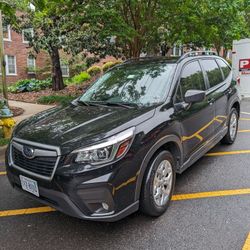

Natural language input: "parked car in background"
[6,51,240,221]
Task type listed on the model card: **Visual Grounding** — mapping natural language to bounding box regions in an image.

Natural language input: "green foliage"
[71,72,91,85]
[70,63,87,76]
[102,61,122,72]
[87,65,102,76]
[226,59,232,66]
[8,79,52,93]
[86,57,100,68]
[0,138,10,146]
[37,95,76,105]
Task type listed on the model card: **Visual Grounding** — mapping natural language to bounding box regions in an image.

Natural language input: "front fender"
[134,134,183,201]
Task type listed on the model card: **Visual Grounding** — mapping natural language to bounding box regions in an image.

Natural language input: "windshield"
[79,62,176,107]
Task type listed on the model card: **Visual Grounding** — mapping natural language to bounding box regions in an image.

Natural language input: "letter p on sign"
[239,59,250,71]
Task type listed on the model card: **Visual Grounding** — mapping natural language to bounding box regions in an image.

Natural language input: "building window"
[6,55,17,75]
[61,64,69,77]
[22,28,34,43]
[3,24,11,41]
[27,55,36,73]
[172,45,182,56]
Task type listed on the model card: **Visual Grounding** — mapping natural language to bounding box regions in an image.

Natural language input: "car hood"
[14,103,155,155]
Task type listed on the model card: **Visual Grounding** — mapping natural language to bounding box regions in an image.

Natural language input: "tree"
[174,0,248,55]
[17,0,123,90]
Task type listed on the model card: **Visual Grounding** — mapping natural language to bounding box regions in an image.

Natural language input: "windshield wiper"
[77,100,108,107]
[77,100,90,106]
[103,102,139,109]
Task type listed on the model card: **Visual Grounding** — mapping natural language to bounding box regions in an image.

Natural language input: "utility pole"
[0,10,8,105]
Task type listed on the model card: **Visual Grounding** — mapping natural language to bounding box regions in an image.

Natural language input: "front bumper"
[6,146,141,222]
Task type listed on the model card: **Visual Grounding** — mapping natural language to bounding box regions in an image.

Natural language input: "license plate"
[20,175,39,197]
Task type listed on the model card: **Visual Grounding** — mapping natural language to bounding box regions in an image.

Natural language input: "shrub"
[226,59,232,66]
[86,56,99,68]
[86,65,102,76]
[8,78,52,93]
[71,71,91,85]
[102,61,122,72]
[70,63,87,76]
[37,95,76,105]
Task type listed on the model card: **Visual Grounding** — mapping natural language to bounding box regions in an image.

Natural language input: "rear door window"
[216,59,231,79]
[176,60,206,102]
[200,59,223,88]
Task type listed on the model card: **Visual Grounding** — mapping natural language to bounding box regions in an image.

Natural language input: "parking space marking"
[0,207,55,217]
[172,188,250,201]
[240,118,250,121]
[241,112,250,115]
[0,188,249,218]
[206,150,250,156]
[0,171,6,176]
[238,130,250,133]
[242,233,250,250]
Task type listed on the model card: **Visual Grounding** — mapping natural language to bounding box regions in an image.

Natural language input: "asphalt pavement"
[0,101,250,250]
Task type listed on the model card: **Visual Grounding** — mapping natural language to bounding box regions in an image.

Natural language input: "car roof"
[120,51,224,67]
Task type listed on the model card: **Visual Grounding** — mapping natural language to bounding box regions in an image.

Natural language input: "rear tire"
[140,150,176,217]
[221,108,239,144]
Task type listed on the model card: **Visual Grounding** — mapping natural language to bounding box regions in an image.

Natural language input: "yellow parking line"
[242,233,250,250]
[238,130,250,133]
[0,188,249,218]
[240,118,250,121]
[0,171,6,176]
[241,112,250,115]
[0,206,55,217]
[172,188,250,201]
[206,150,250,156]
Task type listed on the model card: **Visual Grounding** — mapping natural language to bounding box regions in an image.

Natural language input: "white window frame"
[27,55,36,74]
[172,44,182,57]
[5,55,17,76]
[3,25,11,41]
[22,28,34,43]
[61,64,69,77]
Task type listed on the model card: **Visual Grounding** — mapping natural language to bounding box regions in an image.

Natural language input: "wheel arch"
[134,134,183,201]
[232,101,240,117]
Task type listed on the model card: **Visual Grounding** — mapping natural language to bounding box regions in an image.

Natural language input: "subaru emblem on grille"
[23,146,35,159]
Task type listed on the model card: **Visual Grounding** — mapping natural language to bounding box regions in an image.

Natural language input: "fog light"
[102,202,109,210]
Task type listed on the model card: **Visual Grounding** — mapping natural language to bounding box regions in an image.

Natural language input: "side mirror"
[184,90,206,103]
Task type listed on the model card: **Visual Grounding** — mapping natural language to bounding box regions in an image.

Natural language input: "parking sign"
[239,59,250,72]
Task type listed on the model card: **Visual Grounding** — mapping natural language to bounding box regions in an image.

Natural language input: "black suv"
[6,51,240,222]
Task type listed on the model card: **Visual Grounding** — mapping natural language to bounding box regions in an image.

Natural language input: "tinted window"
[200,59,223,88]
[177,61,206,101]
[216,59,231,79]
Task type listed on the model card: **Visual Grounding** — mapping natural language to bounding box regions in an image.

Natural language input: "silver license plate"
[20,175,39,197]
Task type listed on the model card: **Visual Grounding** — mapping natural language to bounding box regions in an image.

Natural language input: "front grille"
[11,141,59,179]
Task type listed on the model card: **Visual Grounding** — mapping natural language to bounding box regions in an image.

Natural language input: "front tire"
[140,150,176,217]
[221,107,239,144]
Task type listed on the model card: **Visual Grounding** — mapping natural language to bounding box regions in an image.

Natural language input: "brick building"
[2,24,53,84]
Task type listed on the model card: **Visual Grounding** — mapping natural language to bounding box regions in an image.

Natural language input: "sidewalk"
[0,101,54,163]
[9,100,54,124]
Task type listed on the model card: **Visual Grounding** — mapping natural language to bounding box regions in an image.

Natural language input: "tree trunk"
[50,47,64,91]
[215,45,221,56]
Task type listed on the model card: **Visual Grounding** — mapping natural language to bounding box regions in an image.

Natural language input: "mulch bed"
[10,106,24,117]
[8,76,99,104]
[8,84,89,104]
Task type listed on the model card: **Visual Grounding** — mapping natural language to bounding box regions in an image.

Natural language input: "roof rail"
[123,56,165,63]
[179,51,217,61]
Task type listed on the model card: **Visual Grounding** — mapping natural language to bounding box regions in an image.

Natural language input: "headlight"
[71,127,135,165]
